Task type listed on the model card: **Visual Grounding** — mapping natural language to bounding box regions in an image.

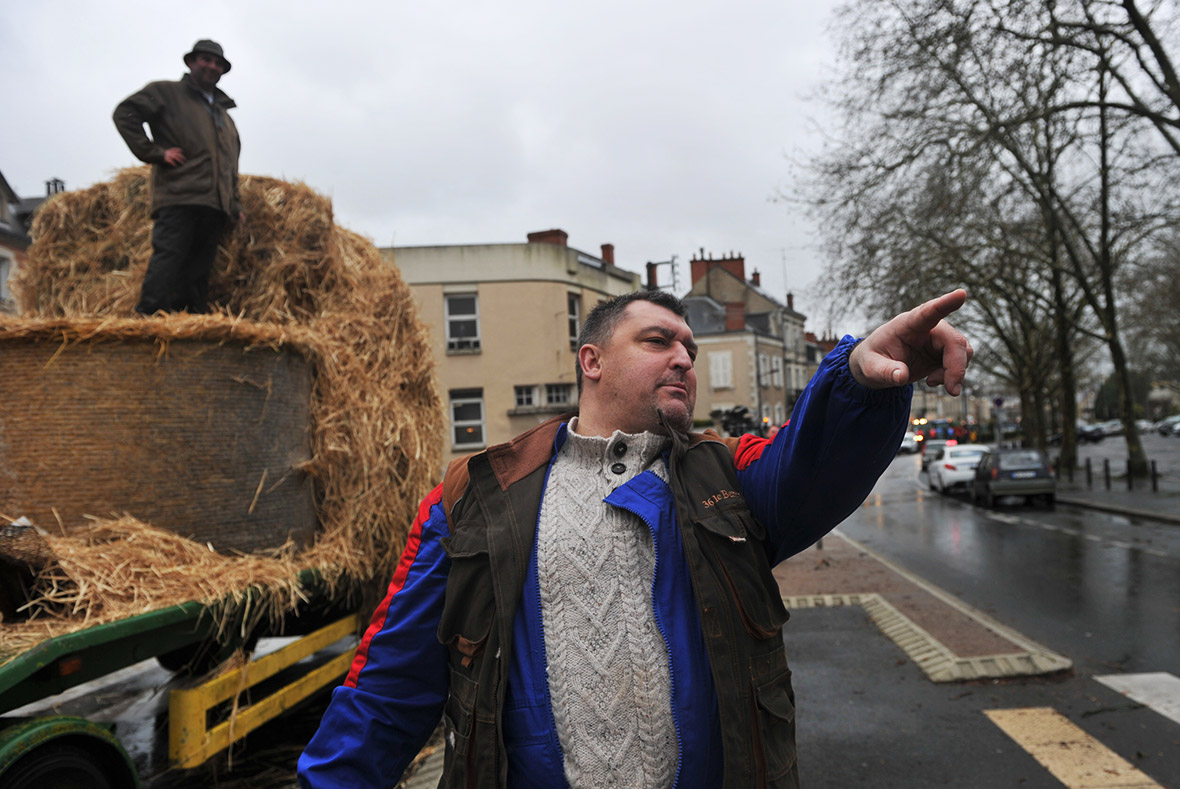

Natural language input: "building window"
[758,353,770,388]
[762,404,772,426]
[445,293,480,352]
[771,356,783,388]
[708,351,733,389]
[774,403,785,425]
[450,389,485,448]
[0,257,11,304]
[515,385,537,408]
[546,383,573,406]
[568,293,581,348]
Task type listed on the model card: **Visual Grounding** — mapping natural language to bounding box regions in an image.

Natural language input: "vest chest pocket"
[438,522,495,668]
[695,506,789,640]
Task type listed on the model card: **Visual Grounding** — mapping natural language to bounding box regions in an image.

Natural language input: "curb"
[787,533,1072,683]
[1056,494,1180,526]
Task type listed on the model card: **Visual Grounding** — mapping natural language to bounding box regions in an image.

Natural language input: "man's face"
[188,53,226,91]
[592,300,698,434]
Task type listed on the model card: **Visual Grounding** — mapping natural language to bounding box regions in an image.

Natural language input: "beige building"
[384,229,640,466]
[683,252,807,435]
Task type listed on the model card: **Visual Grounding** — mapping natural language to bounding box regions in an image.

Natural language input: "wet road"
[788,450,1180,787]
[843,452,1180,677]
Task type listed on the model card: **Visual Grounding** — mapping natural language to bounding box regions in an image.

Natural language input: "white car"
[897,431,921,454]
[928,443,990,493]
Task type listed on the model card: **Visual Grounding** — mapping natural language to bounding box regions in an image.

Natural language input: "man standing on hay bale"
[299,289,973,788]
[113,39,241,315]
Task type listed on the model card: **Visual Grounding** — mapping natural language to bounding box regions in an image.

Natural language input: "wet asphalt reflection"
[841,453,1180,677]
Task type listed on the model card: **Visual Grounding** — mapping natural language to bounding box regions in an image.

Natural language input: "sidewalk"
[1055,479,1180,525]
[1046,434,1180,525]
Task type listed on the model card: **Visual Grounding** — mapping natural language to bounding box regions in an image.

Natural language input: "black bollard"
[1085,458,1092,489]
[1104,458,1111,490]
[1152,460,1159,493]
[1127,459,1133,491]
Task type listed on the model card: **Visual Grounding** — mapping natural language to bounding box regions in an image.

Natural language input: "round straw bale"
[2,169,443,641]
[0,325,316,554]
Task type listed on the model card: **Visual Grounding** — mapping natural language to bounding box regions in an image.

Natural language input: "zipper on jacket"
[633,502,684,789]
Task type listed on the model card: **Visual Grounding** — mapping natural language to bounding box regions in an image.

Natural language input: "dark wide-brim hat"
[183,39,231,73]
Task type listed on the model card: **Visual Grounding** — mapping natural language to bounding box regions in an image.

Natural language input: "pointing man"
[300,288,972,788]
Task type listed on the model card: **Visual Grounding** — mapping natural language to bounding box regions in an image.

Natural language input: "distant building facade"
[0,172,62,314]
[385,229,640,467]
[682,251,807,435]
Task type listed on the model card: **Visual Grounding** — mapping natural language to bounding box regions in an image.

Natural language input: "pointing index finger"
[909,289,967,333]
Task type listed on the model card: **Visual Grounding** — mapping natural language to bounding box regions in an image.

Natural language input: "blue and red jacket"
[298,336,910,787]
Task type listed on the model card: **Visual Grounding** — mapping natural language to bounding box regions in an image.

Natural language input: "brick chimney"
[725,302,746,331]
[600,243,615,265]
[690,248,745,287]
[750,269,761,287]
[787,292,794,311]
[646,261,659,290]
[527,229,568,246]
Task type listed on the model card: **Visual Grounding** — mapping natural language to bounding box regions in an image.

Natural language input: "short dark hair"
[575,289,688,394]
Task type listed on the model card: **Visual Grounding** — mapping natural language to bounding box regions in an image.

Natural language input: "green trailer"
[0,571,358,787]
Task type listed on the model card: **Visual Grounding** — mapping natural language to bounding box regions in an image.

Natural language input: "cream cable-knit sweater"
[535,419,678,788]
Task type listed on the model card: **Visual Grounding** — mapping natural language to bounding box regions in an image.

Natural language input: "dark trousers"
[136,205,229,315]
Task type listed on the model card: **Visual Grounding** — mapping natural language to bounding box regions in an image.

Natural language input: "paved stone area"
[775,532,1071,681]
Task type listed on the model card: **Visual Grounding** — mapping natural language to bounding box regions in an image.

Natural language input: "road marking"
[1095,673,1180,727]
[904,484,1174,559]
[984,707,1163,788]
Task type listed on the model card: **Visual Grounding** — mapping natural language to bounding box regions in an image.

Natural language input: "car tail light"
[946,439,958,446]
[990,468,998,480]
[945,464,957,471]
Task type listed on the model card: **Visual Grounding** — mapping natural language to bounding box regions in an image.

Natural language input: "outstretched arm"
[848,289,973,396]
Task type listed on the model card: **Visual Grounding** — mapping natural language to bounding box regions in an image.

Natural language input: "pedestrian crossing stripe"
[1095,673,1180,728]
[984,708,1162,788]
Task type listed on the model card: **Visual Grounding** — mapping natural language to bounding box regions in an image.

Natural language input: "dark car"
[970,447,1056,508]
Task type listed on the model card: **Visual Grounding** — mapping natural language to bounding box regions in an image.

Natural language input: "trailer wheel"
[3,742,115,789]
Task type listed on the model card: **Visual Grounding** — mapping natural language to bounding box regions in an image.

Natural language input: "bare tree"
[798,0,1180,474]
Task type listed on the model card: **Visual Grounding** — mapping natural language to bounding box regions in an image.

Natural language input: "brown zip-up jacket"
[113,73,241,218]
[436,416,798,788]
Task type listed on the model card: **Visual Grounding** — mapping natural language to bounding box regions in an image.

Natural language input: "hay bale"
[0,169,443,655]
[0,324,316,554]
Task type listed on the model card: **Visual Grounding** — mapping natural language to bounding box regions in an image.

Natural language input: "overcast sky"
[1,1,846,326]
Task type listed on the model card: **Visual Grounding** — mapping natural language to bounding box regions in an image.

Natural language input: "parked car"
[928,443,989,493]
[1098,419,1124,437]
[1077,422,1105,442]
[897,431,921,454]
[970,447,1056,508]
[920,438,957,470]
[1158,415,1180,436]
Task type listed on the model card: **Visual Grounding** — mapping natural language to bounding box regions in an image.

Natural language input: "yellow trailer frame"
[169,612,359,769]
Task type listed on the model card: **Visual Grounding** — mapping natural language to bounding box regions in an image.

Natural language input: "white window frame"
[774,403,785,426]
[545,383,573,406]
[0,253,12,304]
[514,385,538,408]
[708,350,733,390]
[758,353,770,388]
[567,293,581,348]
[450,389,485,448]
[771,356,783,388]
[445,293,481,352]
